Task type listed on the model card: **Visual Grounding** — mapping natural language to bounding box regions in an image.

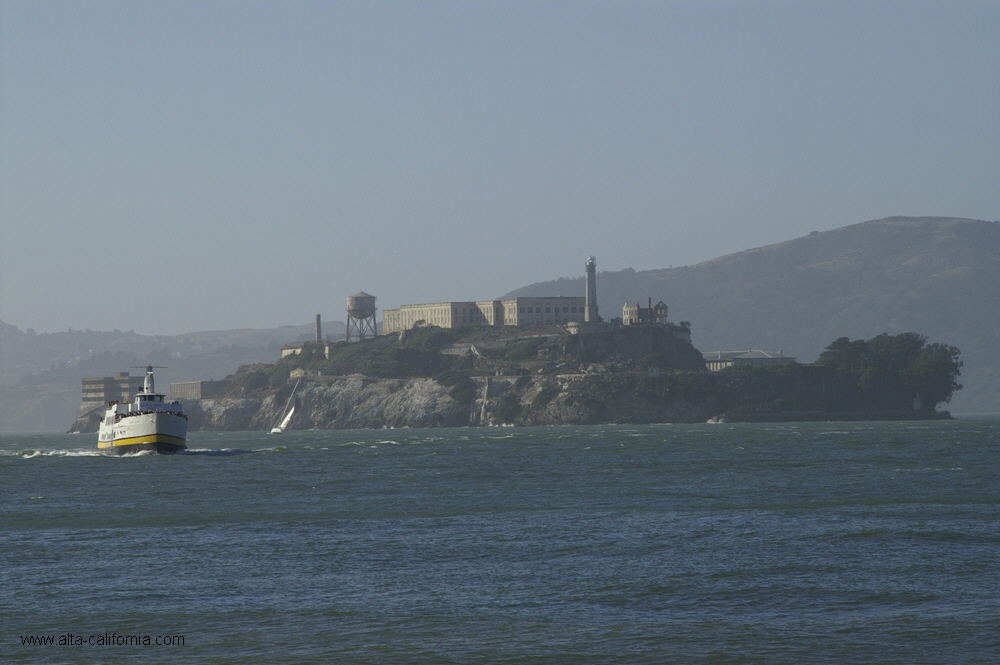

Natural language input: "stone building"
[622,298,669,326]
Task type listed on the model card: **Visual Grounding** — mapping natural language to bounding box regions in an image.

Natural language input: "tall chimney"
[316,314,322,343]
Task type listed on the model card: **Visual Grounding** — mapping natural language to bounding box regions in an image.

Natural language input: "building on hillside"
[382,256,601,335]
[622,298,668,326]
[279,314,337,359]
[169,380,232,401]
[381,296,587,334]
[81,372,144,408]
[703,350,795,371]
[509,296,588,327]
[280,341,332,359]
[382,301,485,333]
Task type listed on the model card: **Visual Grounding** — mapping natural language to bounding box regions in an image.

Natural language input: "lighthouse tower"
[584,256,598,323]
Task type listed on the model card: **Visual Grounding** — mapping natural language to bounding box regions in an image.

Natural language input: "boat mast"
[272,379,300,430]
[131,365,166,395]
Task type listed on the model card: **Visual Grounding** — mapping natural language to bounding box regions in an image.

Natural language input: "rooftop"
[703,350,793,361]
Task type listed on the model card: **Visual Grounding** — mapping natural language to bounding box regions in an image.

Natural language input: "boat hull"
[100,437,187,455]
[98,411,187,455]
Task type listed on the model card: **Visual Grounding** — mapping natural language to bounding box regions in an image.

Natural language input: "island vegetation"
[690,333,962,421]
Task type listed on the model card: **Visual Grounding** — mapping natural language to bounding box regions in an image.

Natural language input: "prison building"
[506,296,587,327]
[81,372,145,407]
[382,296,587,334]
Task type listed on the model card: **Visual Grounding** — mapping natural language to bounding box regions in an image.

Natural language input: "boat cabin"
[102,365,184,425]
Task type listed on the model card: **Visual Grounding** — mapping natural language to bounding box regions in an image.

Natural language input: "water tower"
[346,292,378,342]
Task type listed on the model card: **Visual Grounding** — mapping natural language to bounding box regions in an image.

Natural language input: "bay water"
[3,420,999,664]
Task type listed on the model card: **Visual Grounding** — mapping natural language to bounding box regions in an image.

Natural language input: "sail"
[270,380,300,434]
[278,405,295,430]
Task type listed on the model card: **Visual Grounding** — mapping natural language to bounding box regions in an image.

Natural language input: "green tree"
[902,342,963,408]
[816,333,962,410]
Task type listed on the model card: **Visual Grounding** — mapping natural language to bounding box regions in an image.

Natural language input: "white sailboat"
[270,379,300,434]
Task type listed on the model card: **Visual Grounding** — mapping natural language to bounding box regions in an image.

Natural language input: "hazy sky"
[2,1,998,335]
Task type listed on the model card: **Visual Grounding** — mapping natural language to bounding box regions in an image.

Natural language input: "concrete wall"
[170,380,232,401]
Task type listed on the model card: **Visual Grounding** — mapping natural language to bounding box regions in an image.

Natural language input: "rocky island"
[70,325,963,432]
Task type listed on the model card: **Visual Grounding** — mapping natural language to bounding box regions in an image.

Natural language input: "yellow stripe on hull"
[97,433,186,449]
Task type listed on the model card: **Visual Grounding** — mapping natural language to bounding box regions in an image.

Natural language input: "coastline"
[720,410,952,423]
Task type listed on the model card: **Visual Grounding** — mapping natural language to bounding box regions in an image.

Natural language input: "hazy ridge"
[504,217,1000,413]
[0,321,345,432]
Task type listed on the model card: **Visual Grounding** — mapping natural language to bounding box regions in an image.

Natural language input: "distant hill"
[0,320,347,432]
[504,217,1000,413]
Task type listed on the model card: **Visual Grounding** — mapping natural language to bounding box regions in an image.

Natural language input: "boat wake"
[6,449,105,459]
[5,447,261,458]
[176,448,257,456]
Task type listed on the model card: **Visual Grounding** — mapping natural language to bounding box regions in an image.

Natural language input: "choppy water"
[3,420,1000,664]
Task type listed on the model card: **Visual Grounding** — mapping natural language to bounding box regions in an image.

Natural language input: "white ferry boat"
[97,365,187,455]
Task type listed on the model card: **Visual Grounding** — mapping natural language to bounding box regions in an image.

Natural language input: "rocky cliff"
[69,372,714,434]
[183,372,709,431]
[188,377,470,431]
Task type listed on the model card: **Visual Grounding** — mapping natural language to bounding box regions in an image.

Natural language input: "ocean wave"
[6,449,104,458]
[179,448,257,456]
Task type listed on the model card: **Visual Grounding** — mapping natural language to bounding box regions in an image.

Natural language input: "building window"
[571,307,577,313]
[563,307,568,313]
[545,307,551,313]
